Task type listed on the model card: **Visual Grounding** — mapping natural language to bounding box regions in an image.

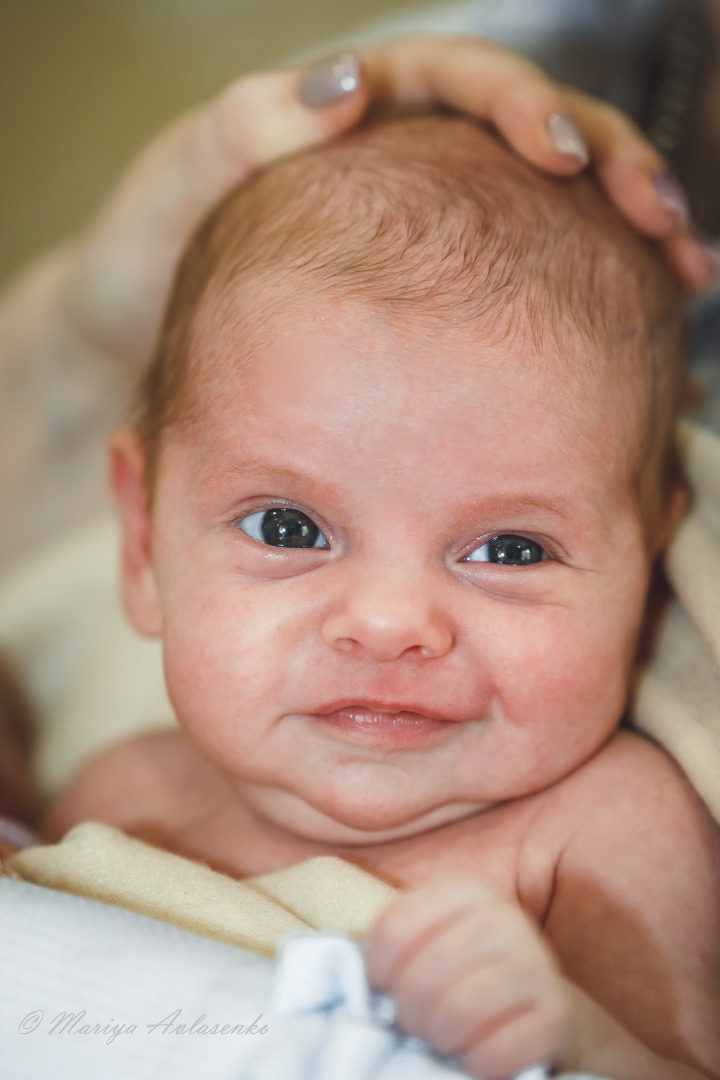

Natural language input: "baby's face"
[118,297,656,845]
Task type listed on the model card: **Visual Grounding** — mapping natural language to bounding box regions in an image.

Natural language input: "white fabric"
[1,878,274,1080]
[1,882,604,1080]
[242,933,550,1080]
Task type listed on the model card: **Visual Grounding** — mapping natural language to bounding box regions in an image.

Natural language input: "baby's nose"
[320,572,454,663]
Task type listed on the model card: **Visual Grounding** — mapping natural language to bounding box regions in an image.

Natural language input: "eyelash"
[235,505,330,550]
[462,534,550,566]
[235,506,554,567]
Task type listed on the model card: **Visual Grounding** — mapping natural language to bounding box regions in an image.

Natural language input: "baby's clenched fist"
[365,878,571,1080]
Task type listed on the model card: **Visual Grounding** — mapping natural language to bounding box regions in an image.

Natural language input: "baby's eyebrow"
[468,494,576,520]
[193,451,338,501]
[204,456,317,488]
[194,448,608,540]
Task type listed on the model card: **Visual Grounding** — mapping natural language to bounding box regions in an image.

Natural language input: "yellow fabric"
[9,822,397,956]
[632,423,720,822]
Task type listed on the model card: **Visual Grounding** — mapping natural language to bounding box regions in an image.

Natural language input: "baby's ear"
[108,428,162,637]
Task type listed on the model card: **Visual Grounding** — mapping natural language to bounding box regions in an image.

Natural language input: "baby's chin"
[241,784,488,847]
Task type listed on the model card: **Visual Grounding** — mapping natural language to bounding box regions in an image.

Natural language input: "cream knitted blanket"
[9,822,396,956]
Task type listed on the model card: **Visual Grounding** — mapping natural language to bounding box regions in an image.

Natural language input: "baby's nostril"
[335,637,356,654]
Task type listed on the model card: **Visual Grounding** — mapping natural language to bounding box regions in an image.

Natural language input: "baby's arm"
[366,733,720,1080]
[43,729,227,846]
[543,733,720,1078]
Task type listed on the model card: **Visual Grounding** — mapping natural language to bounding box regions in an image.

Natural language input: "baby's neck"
[157,775,531,899]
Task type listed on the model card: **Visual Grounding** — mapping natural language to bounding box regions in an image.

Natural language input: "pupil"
[261,508,319,548]
[488,535,543,565]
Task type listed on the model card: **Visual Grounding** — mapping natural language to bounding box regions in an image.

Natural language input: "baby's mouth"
[309,703,463,748]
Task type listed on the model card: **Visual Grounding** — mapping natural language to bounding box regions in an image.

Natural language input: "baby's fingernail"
[652,172,689,226]
[548,113,589,166]
[298,52,361,108]
[0,816,38,851]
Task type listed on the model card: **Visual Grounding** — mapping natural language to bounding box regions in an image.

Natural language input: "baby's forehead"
[145,113,682,508]
[187,282,644,466]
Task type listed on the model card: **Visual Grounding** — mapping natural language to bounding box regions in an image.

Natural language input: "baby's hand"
[365,878,570,1080]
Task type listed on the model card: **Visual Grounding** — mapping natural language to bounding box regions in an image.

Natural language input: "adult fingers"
[363,36,590,173]
[661,230,720,295]
[560,86,718,292]
[362,36,718,294]
[102,56,368,226]
[66,57,369,360]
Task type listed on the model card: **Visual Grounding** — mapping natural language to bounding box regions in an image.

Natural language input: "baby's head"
[112,115,686,844]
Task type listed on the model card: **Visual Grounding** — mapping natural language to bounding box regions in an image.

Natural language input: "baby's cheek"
[494,608,632,764]
[159,588,296,768]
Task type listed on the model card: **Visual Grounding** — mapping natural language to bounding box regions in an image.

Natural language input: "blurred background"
[0,0,424,287]
[2,0,718,291]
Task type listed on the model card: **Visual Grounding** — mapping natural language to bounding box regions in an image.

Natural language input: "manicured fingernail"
[548,113,589,165]
[696,237,720,281]
[0,816,38,851]
[652,172,689,226]
[298,52,360,108]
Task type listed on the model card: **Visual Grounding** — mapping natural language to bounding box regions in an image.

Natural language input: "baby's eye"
[465,534,546,565]
[237,508,328,549]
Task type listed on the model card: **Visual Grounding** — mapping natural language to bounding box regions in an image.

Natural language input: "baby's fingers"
[458,988,571,1080]
[426,962,568,1075]
[391,912,554,1039]
[365,877,502,990]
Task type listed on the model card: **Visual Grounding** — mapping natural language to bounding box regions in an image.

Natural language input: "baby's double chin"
[238,781,488,848]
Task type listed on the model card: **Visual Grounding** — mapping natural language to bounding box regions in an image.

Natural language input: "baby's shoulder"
[541,728,720,879]
[557,727,701,815]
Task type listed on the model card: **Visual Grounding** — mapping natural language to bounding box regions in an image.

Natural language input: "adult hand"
[362,37,714,293]
[57,35,714,380]
[1,34,712,571]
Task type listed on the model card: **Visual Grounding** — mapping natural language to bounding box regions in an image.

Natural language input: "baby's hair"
[138,113,685,519]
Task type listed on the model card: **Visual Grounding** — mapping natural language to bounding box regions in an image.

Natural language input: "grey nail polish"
[548,113,589,166]
[0,816,38,851]
[652,172,689,225]
[697,237,720,280]
[299,52,360,108]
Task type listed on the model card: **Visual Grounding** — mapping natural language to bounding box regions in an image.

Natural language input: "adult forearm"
[0,247,126,571]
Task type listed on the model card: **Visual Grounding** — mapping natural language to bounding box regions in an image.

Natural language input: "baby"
[48,115,720,1079]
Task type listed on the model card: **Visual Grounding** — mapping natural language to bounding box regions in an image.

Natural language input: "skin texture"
[124,298,658,840]
[2,38,718,1073]
[49,293,720,1079]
